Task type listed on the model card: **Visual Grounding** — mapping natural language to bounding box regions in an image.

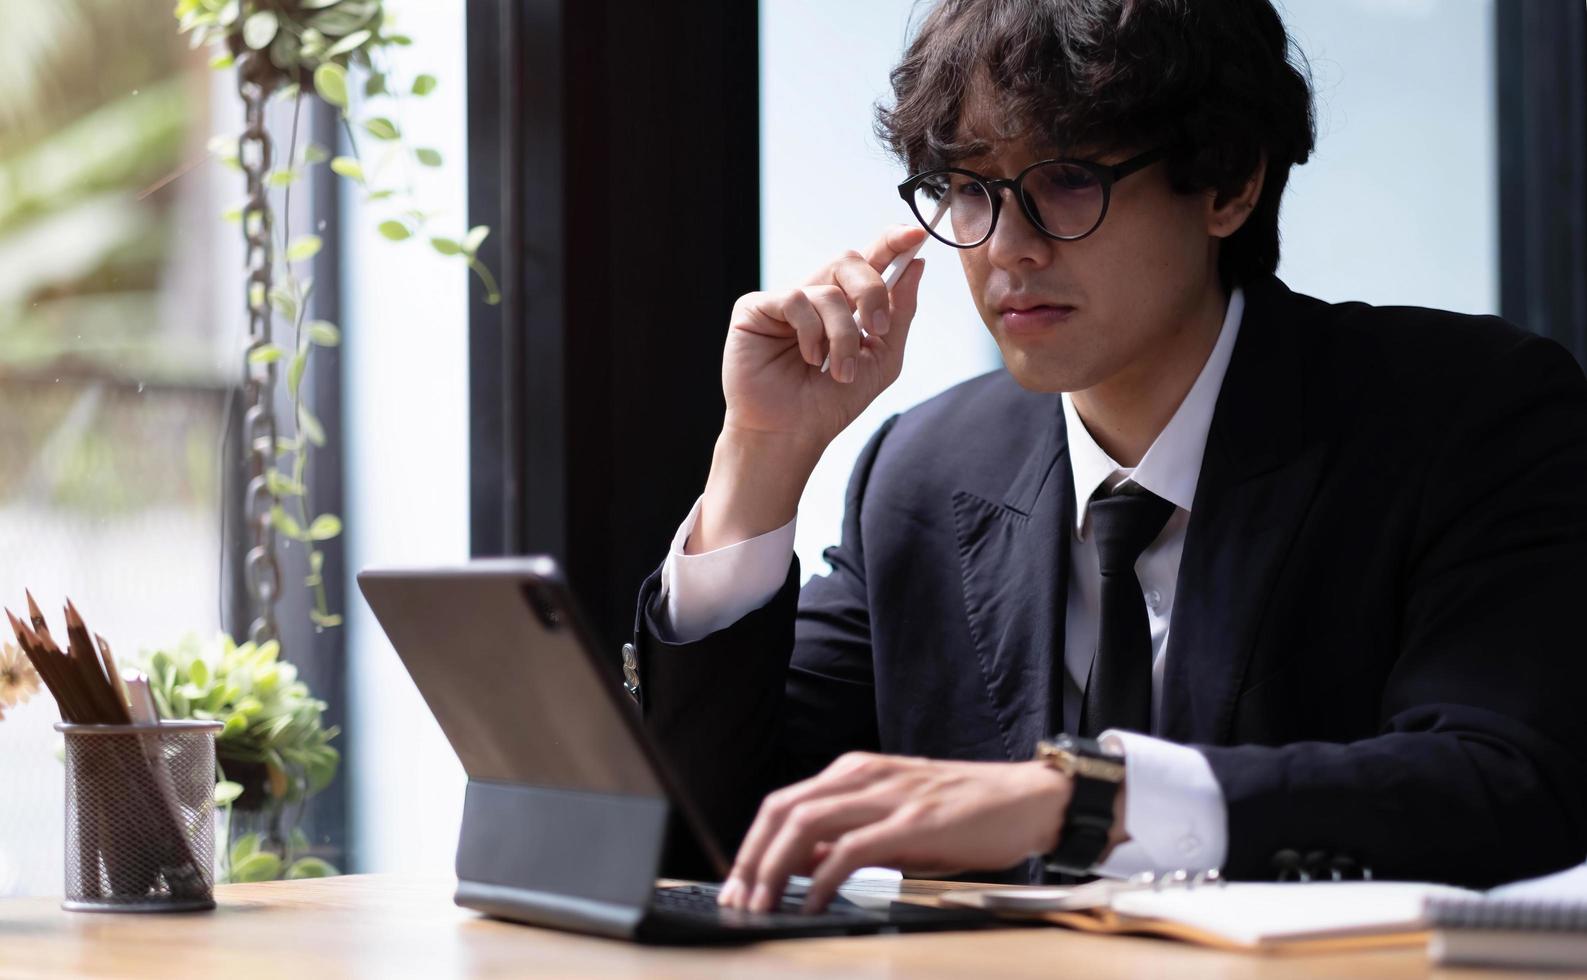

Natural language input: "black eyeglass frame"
[897,145,1172,247]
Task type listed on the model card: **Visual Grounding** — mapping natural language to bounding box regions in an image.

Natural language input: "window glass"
[0,0,227,896]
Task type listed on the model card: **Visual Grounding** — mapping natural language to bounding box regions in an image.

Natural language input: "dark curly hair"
[875,0,1316,290]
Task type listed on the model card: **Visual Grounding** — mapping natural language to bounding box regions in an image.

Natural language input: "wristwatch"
[1034,734,1126,875]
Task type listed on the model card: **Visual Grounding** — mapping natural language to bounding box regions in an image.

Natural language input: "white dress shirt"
[656,288,1246,877]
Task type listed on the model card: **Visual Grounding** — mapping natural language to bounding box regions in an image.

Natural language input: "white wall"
[342,0,469,875]
[1275,0,1497,313]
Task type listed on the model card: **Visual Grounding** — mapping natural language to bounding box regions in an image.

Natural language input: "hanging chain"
[238,52,281,647]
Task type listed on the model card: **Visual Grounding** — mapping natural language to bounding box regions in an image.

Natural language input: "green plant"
[139,633,340,881]
[173,0,498,634]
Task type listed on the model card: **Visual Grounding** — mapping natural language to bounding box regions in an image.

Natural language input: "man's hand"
[720,224,927,449]
[715,752,1103,914]
[689,226,928,554]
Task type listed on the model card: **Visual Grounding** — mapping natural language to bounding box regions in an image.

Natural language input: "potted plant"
[139,634,339,881]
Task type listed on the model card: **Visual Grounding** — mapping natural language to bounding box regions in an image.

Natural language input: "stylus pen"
[820,198,949,374]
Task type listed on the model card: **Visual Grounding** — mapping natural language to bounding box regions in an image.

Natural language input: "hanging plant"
[173,0,498,643]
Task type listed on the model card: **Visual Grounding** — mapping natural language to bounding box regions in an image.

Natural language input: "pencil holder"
[57,721,222,912]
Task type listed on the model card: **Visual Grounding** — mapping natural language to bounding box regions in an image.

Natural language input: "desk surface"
[0,873,1558,979]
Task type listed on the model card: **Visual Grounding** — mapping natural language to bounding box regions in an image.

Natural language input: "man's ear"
[1206,150,1267,240]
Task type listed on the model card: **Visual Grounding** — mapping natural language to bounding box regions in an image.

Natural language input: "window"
[0,0,227,896]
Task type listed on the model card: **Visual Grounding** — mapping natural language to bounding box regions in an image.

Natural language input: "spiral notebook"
[1427,862,1587,970]
[941,875,1476,953]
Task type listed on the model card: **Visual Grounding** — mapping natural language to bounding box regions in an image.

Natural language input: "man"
[628,0,1587,914]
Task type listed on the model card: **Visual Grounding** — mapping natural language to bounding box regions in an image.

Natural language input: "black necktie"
[1080,484,1176,737]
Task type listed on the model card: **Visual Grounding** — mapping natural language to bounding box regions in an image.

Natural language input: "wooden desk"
[0,873,1551,978]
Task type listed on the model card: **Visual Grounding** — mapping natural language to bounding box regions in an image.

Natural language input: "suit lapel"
[951,397,1071,761]
[1160,277,1331,744]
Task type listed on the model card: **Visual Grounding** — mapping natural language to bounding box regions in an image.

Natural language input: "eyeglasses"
[897,145,1171,248]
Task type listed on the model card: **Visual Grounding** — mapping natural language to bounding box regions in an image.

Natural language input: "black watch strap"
[1037,735,1124,875]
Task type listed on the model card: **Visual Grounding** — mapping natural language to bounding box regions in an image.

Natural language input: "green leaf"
[266,469,305,497]
[329,156,364,182]
[271,505,307,540]
[412,74,438,96]
[269,28,301,72]
[307,320,341,347]
[386,33,413,46]
[287,349,308,399]
[229,832,260,870]
[242,10,278,49]
[308,514,342,541]
[286,857,338,879]
[363,73,387,98]
[214,780,243,806]
[221,713,248,738]
[300,0,342,8]
[248,344,284,365]
[286,234,323,262]
[309,0,377,35]
[429,236,461,256]
[313,62,349,108]
[268,284,298,324]
[302,143,330,164]
[377,220,412,241]
[414,147,442,167]
[364,189,396,202]
[362,116,400,141]
[299,407,327,447]
[218,0,240,26]
[188,657,210,688]
[309,610,344,629]
[232,851,283,883]
[266,168,299,188]
[149,650,173,688]
[463,225,490,253]
[209,52,235,70]
[323,28,371,59]
[221,206,242,224]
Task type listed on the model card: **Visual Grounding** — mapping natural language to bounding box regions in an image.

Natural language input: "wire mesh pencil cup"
[57,720,222,912]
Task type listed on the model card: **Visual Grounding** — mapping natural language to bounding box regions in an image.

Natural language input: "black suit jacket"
[631,275,1587,887]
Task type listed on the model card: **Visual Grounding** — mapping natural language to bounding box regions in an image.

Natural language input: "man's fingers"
[806,285,863,384]
[802,814,915,913]
[723,755,896,908]
[861,224,929,276]
[831,257,890,339]
[747,792,895,913]
[862,258,926,378]
[778,289,827,367]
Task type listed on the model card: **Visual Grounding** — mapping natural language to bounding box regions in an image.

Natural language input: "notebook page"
[1487,861,1587,902]
[1110,882,1475,946]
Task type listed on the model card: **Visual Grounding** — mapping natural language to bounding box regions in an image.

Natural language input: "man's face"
[952,138,1223,394]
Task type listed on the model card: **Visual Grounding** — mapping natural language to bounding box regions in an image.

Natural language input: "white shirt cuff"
[656,495,798,643]
[1092,730,1227,877]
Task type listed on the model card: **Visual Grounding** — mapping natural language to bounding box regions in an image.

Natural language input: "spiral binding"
[1125,868,1226,891]
[1427,896,1587,933]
